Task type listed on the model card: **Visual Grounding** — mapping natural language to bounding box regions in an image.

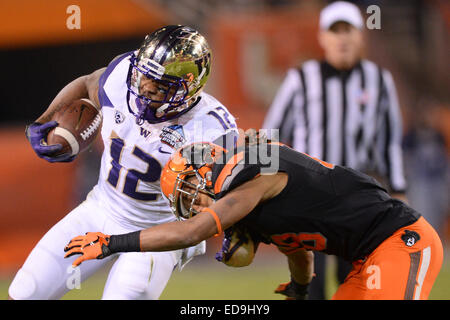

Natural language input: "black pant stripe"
[404,250,421,300]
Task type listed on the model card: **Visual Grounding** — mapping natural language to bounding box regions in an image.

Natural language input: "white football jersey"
[90,52,238,228]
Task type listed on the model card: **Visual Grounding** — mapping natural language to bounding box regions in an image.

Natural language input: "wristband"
[290,277,310,296]
[201,207,222,237]
[108,231,141,254]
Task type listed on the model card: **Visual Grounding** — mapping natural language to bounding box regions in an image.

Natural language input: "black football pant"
[308,252,352,300]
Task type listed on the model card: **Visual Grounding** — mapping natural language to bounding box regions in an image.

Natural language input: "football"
[47,98,102,157]
[222,229,257,268]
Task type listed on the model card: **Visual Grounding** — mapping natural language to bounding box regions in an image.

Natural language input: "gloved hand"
[274,279,310,300]
[64,232,111,267]
[25,121,75,162]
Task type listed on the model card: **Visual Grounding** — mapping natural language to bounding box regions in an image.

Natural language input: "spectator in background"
[403,102,449,238]
[263,1,408,299]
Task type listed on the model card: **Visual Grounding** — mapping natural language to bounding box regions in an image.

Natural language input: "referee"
[263,1,408,300]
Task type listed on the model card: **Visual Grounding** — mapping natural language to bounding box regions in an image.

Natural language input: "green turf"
[1,254,449,300]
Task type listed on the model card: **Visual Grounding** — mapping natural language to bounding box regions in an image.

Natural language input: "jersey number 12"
[107,136,162,201]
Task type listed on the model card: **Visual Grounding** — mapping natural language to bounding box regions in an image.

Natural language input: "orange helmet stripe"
[213,151,245,194]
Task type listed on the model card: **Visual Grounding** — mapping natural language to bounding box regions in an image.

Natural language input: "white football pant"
[8,192,200,300]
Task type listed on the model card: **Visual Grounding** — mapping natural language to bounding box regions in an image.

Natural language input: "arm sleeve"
[263,68,304,146]
[378,69,407,193]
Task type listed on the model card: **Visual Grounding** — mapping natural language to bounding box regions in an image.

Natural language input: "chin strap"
[155,103,171,117]
[135,100,182,125]
[132,95,200,125]
[135,98,147,125]
[136,115,145,125]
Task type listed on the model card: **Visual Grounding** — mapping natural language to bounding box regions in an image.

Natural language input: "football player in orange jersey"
[64,132,443,300]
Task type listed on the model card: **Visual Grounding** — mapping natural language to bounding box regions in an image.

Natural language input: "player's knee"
[8,243,72,300]
[8,268,38,300]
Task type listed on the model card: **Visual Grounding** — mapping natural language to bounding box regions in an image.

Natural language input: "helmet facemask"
[128,53,190,124]
[161,142,226,219]
[160,142,227,219]
[170,168,214,219]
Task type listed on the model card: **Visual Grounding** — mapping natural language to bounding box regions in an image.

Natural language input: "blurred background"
[0,0,448,299]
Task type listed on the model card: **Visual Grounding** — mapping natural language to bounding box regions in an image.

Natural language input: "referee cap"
[320,1,364,30]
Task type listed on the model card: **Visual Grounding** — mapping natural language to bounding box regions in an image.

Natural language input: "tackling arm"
[138,173,286,252]
[141,173,281,250]
[64,173,288,266]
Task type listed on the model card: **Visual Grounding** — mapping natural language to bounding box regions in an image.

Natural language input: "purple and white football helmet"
[127,25,212,124]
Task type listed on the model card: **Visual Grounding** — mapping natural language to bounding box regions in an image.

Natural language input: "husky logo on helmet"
[126,25,212,124]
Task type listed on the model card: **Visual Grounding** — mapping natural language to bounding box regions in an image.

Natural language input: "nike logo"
[158,146,172,154]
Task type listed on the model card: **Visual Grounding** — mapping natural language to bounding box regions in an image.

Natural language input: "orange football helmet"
[160,142,227,219]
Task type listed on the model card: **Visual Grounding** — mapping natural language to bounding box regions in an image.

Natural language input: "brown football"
[47,99,102,157]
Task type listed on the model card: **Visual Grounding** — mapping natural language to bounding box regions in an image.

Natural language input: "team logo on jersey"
[401,230,420,247]
[160,124,186,149]
[140,127,152,138]
[114,110,125,124]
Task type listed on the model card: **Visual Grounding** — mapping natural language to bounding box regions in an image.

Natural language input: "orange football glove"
[64,232,111,267]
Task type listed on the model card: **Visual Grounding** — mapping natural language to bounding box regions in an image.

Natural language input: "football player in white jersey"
[9,25,238,300]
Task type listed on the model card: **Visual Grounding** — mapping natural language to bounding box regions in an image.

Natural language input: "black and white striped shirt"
[263,59,406,193]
